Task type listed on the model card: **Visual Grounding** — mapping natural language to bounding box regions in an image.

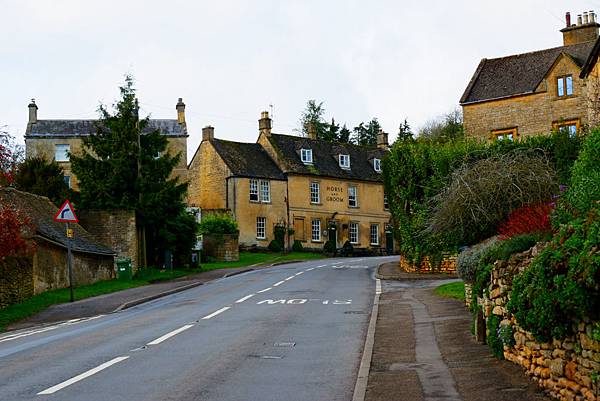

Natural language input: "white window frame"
[249,179,259,202]
[370,224,380,246]
[260,180,270,203]
[310,182,320,204]
[348,185,358,207]
[384,194,389,210]
[311,219,321,242]
[301,148,313,164]
[339,154,350,169]
[373,158,382,172]
[349,222,359,244]
[558,75,574,97]
[55,144,70,162]
[256,216,266,239]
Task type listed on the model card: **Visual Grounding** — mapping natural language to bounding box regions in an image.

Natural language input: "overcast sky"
[2,0,599,162]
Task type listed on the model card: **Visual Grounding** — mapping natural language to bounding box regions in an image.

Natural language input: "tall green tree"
[418,109,464,143]
[353,118,381,146]
[339,124,351,143]
[322,118,340,142]
[396,119,414,143]
[299,100,329,139]
[14,156,70,205]
[71,76,197,266]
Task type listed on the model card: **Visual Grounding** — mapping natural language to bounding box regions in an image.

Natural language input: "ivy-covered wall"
[0,256,34,309]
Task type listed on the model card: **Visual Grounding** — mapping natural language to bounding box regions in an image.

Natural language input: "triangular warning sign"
[53,199,79,223]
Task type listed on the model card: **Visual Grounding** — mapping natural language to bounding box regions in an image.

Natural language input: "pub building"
[188,112,393,252]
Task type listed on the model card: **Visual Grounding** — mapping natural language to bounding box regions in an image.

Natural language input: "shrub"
[268,240,282,253]
[563,128,600,216]
[273,224,286,247]
[0,206,33,258]
[457,238,499,282]
[198,214,238,235]
[342,240,354,255]
[323,240,336,253]
[486,314,504,359]
[292,240,303,252]
[498,203,554,238]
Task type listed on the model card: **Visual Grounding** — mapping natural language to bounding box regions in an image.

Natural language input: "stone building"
[188,112,393,252]
[24,98,189,189]
[461,11,600,140]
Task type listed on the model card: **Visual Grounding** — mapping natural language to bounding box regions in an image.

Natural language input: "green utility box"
[116,258,133,280]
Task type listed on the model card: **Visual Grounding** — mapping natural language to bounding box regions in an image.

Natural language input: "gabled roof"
[580,35,600,77]
[460,41,595,105]
[0,188,114,256]
[210,139,285,180]
[25,119,187,138]
[266,134,386,182]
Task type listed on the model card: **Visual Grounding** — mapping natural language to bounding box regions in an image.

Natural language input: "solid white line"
[147,324,194,345]
[295,272,303,276]
[273,280,285,287]
[37,356,129,395]
[201,306,231,320]
[0,315,105,344]
[257,287,272,293]
[235,294,255,303]
[376,279,382,295]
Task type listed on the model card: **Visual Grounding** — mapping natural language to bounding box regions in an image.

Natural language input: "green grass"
[434,281,465,301]
[0,251,325,332]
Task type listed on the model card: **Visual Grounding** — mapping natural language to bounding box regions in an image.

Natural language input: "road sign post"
[53,200,79,303]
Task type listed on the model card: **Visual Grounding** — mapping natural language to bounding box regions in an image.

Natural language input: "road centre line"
[37,356,129,395]
[257,287,272,293]
[306,267,315,271]
[273,280,286,287]
[201,306,231,320]
[147,324,194,345]
[235,294,256,303]
[284,276,294,281]
[317,265,327,268]
[295,272,303,276]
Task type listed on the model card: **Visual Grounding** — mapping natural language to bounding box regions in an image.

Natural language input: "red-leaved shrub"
[0,206,33,258]
[498,203,554,238]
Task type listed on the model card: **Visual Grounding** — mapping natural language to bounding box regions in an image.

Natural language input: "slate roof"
[0,188,114,256]
[266,134,386,182]
[460,41,595,105]
[210,139,285,180]
[25,119,187,138]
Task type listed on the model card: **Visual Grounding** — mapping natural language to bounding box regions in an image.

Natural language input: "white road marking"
[257,299,352,305]
[147,324,194,345]
[317,264,327,268]
[235,294,255,303]
[295,272,303,276]
[201,306,231,320]
[0,315,104,344]
[332,261,344,265]
[257,287,272,293]
[284,276,294,281]
[306,268,315,271]
[376,279,382,295]
[273,280,286,287]
[37,356,129,395]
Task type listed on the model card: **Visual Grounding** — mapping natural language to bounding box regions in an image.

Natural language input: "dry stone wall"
[400,253,457,273]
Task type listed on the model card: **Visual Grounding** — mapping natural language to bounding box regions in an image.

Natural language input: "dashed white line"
[273,280,286,287]
[147,324,194,345]
[295,272,303,276]
[235,294,256,303]
[306,268,315,271]
[37,356,129,395]
[284,276,294,281]
[201,306,231,320]
[317,264,327,268]
[257,287,272,293]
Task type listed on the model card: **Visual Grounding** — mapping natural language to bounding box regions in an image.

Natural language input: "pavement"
[366,262,551,401]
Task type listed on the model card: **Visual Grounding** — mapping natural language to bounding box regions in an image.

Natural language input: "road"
[0,256,396,401]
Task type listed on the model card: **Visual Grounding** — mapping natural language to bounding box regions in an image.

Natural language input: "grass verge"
[0,251,325,331]
[434,281,465,301]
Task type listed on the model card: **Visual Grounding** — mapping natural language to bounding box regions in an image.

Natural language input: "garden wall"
[202,233,239,262]
[400,253,457,273]
[478,244,600,401]
[0,256,34,309]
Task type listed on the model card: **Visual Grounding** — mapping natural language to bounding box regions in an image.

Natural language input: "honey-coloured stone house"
[24,98,189,190]
[188,112,394,252]
[461,10,600,140]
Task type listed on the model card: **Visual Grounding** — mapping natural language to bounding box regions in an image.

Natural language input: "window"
[249,179,259,202]
[553,119,580,138]
[557,75,574,97]
[301,148,313,164]
[256,217,266,239]
[373,158,382,172]
[370,224,380,245]
[339,154,350,169]
[348,185,358,207]
[311,219,321,242]
[310,182,320,204]
[54,144,70,162]
[349,222,359,244]
[63,175,71,188]
[384,194,389,210]
[260,180,270,203]
[491,128,518,142]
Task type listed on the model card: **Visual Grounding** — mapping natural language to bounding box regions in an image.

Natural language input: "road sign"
[53,200,79,223]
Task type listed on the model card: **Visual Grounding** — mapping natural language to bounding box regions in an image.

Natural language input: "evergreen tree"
[396,119,414,143]
[352,118,381,146]
[338,124,351,143]
[299,100,328,139]
[322,118,340,142]
[14,156,70,205]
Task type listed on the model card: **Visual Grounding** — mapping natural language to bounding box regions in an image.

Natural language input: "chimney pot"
[176,98,186,124]
[377,129,389,149]
[202,125,214,141]
[28,98,38,124]
[578,14,583,25]
[591,11,596,23]
[258,111,272,136]
[566,12,571,27]
[584,11,589,24]
[307,122,317,140]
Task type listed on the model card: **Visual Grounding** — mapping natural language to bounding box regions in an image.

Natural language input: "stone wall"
[0,256,34,309]
[478,244,600,401]
[203,233,239,262]
[399,253,457,273]
[79,210,138,271]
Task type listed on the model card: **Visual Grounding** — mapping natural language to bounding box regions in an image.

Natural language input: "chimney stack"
[176,98,186,124]
[202,125,214,141]
[28,99,38,124]
[258,111,272,136]
[561,10,599,45]
[377,129,389,150]
[307,122,317,140]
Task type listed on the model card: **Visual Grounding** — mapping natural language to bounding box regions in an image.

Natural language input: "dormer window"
[373,158,382,172]
[301,148,313,164]
[339,154,350,169]
[557,75,573,97]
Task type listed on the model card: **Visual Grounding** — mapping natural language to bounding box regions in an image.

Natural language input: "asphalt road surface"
[0,256,397,401]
